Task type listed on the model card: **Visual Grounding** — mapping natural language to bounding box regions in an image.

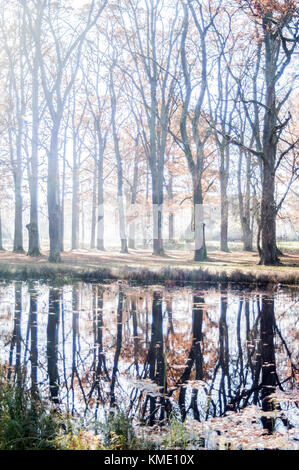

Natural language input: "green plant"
[0,369,67,449]
[54,429,105,450]
[162,414,191,450]
[102,409,137,450]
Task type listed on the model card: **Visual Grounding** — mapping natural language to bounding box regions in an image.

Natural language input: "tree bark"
[0,211,4,251]
[47,125,61,263]
[238,152,253,251]
[259,14,280,265]
[167,175,174,243]
[97,154,105,251]
[13,171,24,253]
[128,148,139,249]
[71,135,79,250]
[110,69,128,254]
[259,159,278,264]
[90,162,97,249]
[220,146,229,252]
[128,221,135,250]
[152,173,164,255]
[193,174,207,262]
[27,53,41,257]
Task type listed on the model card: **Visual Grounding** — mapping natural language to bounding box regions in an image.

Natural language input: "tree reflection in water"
[47,288,60,404]
[1,281,298,439]
[29,283,38,398]
[110,287,124,408]
[8,281,22,382]
[174,294,204,421]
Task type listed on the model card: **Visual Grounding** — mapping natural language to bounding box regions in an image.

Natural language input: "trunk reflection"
[1,282,297,437]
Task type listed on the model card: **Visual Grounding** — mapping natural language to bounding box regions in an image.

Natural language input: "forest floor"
[0,241,299,287]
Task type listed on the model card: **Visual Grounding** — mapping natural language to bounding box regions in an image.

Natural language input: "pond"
[0,280,298,449]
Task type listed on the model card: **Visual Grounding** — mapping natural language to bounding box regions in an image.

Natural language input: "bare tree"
[221,1,299,264]
[116,0,181,255]
[20,1,46,256]
[173,1,220,261]
[0,3,26,253]
[25,0,107,262]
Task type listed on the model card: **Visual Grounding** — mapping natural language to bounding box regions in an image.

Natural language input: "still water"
[0,280,298,444]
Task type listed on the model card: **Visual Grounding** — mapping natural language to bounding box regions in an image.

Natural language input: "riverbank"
[0,247,299,287]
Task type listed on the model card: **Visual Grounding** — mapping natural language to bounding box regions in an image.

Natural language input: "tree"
[116,0,181,255]
[25,0,107,262]
[84,35,110,251]
[109,62,129,253]
[22,0,44,256]
[0,3,26,253]
[227,0,299,264]
[173,1,220,261]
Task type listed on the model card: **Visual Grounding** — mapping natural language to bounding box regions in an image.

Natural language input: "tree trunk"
[0,211,4,251]
[220,147,229,252]
[128,221,135,249]
[167,175,174,243]
[13,172,24,253]
[259,160,278,265]
[238,152,253,251]
[243,223,253,251]
[168,212,174,243]
[12,54,25,254]
[110,71,128,254]
[128,150,138,249]
[193,176,207,262]
[48,125,61,263]
[27,166,40,256]
[90,162,97,249]
[259,16,279,265]
[81,200,85,249]
[60,123,68,253]
[220,174,229,252]
[118,195,128,253]
[143,167,150,249]
[27,54,40,257]
[71,137,79,250]
[152,172,164,255]
[96,154,104,251]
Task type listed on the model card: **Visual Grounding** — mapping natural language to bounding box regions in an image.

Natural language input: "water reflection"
[47,288,60,404]
[0,281,298,434]
[8,282,22,381]
[29,284,38,398]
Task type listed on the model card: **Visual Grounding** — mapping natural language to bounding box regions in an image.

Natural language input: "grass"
[0,366,155,451]
[102,409,156,450]
[0,367,67,450]
[0,243,299,287]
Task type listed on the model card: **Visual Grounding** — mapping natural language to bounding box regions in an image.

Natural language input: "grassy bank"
[0,247,299,287]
